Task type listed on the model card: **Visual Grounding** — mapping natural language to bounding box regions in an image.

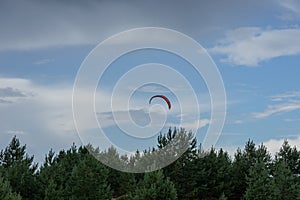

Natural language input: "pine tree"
[219,192,228,200]
[44,179,63,200]
[0,174,22,200]
[68,154,112,200]
[271,160,300,200]
[38,144,87,199]
[276,140,300,174]
[0,136,37,200]
[231,140,271,199]
[158,128,198,199]
[244,161,274,200]
[128,170,177,200]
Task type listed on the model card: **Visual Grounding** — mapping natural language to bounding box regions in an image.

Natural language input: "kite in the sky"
[149,95,171,110]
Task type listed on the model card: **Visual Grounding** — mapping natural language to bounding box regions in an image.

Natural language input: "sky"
[1,0,300,163]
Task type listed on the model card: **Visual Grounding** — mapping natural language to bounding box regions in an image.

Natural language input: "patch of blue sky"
[0,45,93,84]
[97,48,208,94]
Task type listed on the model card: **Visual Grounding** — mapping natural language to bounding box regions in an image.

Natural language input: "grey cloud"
[129,109,151,127]
[0,87,27,98]
[279,0,300,16]
[0,99,12,104]
[98,109,151,127]
[0,80,80,164]
[0,0,276,50]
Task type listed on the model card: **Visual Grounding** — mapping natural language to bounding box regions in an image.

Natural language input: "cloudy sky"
[1,0,300,162]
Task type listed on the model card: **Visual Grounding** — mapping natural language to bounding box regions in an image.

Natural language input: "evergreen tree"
[68,154,112,200]
[158,128,198,199]
[276,140,300,174]
[271,160,300,200]
[44,179,63,200]
[219,192,228,200]
[0,174,22,200]
[38,145,88,199]
[244,161,274,200]
[4,133,300,200]
[229,148,245,200]
[128,170,177,200]
[231,140,271,199]
[0,136,37,200]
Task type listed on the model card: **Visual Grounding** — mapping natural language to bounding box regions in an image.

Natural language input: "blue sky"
[1,0,300,163]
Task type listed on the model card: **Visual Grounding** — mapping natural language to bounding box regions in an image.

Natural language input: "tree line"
[1,128,300,199]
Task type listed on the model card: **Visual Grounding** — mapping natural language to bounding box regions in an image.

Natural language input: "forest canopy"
[1,128,300,200]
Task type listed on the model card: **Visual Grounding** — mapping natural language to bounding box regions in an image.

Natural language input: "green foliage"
[38,145,112,199]
[271,160,300,200]
[0,175,22,200]
[0,136,37,200]
[68,154,112,200]
[44,179,63,200]
[175,148,233,200]
[2,130,300,200]
[244,161,274,200]
[128,170,177,200]
[230,141,272,199]
[276,140,300,174]
[219,192,227,200]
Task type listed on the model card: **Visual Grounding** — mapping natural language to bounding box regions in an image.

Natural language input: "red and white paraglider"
[149,95,171,110]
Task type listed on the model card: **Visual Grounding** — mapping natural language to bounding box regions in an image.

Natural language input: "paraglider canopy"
[149,95,171,110]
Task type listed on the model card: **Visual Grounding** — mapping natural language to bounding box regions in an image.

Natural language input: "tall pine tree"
[0,136,37,200]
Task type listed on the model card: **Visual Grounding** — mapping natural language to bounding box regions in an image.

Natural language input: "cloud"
[132,85,170,93]
[0,77,81,163]
[284,118,300,122]
[210,27,300,66]
[280,0,300,13]
[252,103,300,119]
[0,76,208,162]
[97,109,152,128]
[219,134,300,158]
[33,58,54,65]
[0,0,276,51]
[0,81,34,104]
[270,91,300,101]
[252,91,300,119]
[233,120,244,124]
[4,130,26,135]
[0,99,12,104]
[278,0,300,20]
[263,135,300,156]
[0,87,27,98]
[166,118,210,132]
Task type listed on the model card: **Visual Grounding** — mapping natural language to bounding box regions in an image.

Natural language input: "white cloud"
[264,135,300,156]
[0,77,80,161]
[33,58,54,65]
[252,91,300,119]
[210,27,300,66]
[219,134,300,158]
[233,120,244,124]
[131,85,170,93]
[4,130,26,135]
[270,91,300,101]
[166,118,210,132]
[284,118,300,122]
[253,103,300,119]
[0,76,213,162]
